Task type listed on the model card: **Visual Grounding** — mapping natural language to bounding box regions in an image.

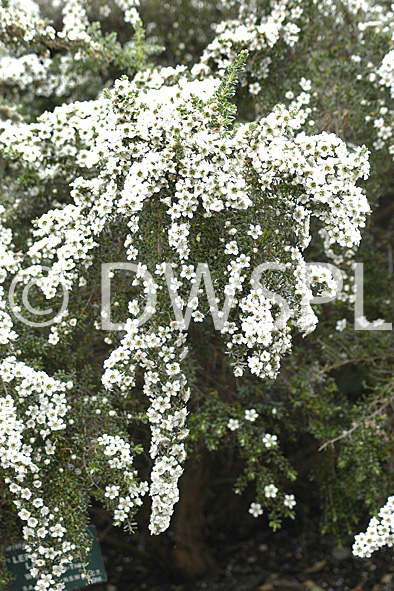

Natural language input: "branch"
[318,381,394,451]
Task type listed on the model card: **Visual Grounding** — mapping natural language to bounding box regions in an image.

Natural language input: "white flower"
[192,310,204,322]
[227,418,240,431]
[247,224,263,239]
[245,409,258,422]
[19,508,31,521]
[336,318,347,332]
[284,494,296,509]
[48,331,59,345]
[262,433,278,448]
[37,527,47,538]
[224,241,239,255]
[264,484,278,498]
[105,485,120,500]
[249,502,263,517]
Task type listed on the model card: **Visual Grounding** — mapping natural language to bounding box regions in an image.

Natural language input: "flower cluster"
[195,0,304,88]
[102,319,190,534]
[97,434,148,525]
[353,496,394,558]
[0,0,145,109]
[0,357,72,590]
[0,208,19,344]
[248,492,296,518]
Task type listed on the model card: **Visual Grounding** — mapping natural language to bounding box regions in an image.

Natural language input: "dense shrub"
[0,0,394,589]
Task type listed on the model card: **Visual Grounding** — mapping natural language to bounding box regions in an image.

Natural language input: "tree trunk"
[157,454,220,580]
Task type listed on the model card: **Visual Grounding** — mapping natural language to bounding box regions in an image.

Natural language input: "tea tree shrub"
[0,0,394,588]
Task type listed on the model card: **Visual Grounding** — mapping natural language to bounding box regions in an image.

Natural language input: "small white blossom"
[245,409,258,422]
[284,494,296,509]
[264,484,278,498]
[227,418,240,431]
[262,434,278,448]
[249,502,263,517]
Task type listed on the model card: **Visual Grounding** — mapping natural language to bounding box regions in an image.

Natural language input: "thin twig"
[81,450,102,491]
[319,355,384,373]
[1,376,9,396]
[319,382,394,451]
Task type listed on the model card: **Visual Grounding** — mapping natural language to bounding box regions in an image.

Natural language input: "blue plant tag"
[5,525,107,591]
